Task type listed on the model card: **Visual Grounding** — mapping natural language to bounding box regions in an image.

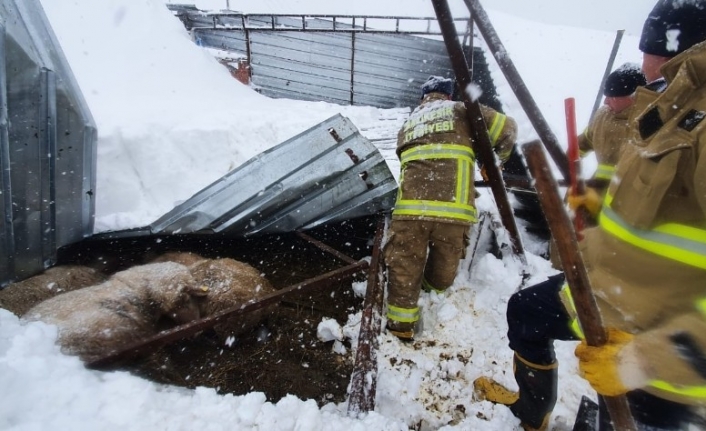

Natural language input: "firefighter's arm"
[578,127,593,157]
[479,105,517,164]
[576,313,706,397]
[629,313,706,394]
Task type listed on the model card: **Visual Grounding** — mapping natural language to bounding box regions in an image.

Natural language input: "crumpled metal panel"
[149,114,397,236]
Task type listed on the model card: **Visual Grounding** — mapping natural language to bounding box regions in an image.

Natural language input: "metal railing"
[171,9,472,37]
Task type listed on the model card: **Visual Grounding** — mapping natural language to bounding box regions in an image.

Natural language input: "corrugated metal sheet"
[352,33,455,107]
[0,0,97,285]
[147,114,396,236]
[250,31,354,105]
[187,12,471,109]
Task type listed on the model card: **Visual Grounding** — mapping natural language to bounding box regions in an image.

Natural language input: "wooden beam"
[347,215,386,415]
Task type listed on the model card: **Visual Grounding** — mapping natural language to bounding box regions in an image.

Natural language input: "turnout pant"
[384,219,469,327]
[508,274,698,430]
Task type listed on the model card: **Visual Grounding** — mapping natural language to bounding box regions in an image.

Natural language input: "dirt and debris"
[1,216,381,406]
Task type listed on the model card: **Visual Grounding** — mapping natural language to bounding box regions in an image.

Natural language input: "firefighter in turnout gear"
[474,1,706,430]
[566,64,646,230]
[551,65,646,270]
[384,76,517,341]
[578,63,646,194]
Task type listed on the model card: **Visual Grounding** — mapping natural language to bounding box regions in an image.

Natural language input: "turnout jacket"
[393,93,517,225]
[577,41,706,405]
[578,104,634,185]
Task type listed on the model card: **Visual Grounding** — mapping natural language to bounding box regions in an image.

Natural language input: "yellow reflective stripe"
[600,204,706,270]
[400,143,475,165]
[394,199,477,223]
[603,191,615,207]
[594,163,615,181]
[422,278,445,294]
[570,318,584,339]
[697,298,706,319]
[488,113,506,144]
[456,157,471,204]
[387,304,419,323]
[648,380,706,400]
[561,283,585,338]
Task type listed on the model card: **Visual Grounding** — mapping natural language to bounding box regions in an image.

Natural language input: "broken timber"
[347,215,387,415]
[432,0,526,264]
[464,0,570,181]
[87,234,370,370]
[523,141,637,431]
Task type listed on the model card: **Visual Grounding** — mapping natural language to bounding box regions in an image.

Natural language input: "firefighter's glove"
[567,186,602,217]
[575,328,645,396]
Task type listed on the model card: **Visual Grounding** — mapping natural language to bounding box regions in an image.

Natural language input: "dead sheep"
[149,250,207,267]
[187,257,277,341]
[0,265,106,316]
[22,261,208,362]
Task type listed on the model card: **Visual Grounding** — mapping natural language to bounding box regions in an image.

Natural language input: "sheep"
[0,265,106,316]
[22,261,208,362]
[189,258,277,340]
[149,253,278,341]
[149,250,207,267]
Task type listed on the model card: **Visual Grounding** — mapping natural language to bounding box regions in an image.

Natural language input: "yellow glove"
[567,186,603,217]
[575,328,634,396]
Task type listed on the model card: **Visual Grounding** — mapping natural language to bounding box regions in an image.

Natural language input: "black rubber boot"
[510,354,558,430]
[474,353,558,430]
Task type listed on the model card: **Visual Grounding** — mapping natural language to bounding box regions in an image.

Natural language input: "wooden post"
[431,0,526,265]
[347,215,387,415]
[522,140,637,431]
[463,0,570,182]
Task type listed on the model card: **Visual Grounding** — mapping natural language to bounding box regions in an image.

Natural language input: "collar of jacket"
[421,92,452,104]
[613,104,633,121]
[632,40,706,143]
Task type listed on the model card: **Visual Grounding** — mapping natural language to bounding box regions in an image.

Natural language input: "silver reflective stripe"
[400,144,475,165]
[394,199,477,223]
[600,205,706,270]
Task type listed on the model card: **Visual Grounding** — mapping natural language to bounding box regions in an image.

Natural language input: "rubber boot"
[474,353,558,431]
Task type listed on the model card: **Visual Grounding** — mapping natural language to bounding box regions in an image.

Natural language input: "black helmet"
[420,75,454,98]
[639,0,706,57]
[603,63,646,97]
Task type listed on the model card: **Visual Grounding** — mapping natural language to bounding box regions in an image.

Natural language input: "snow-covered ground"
[1,0,655,429]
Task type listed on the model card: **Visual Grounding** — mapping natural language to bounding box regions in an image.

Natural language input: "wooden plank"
[347,215,386,415]
[522,140,636,431]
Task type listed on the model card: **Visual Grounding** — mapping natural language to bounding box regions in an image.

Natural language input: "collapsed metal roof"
[140,114,397,237]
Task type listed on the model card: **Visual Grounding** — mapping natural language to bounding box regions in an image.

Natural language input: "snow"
[1,0,653,429]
